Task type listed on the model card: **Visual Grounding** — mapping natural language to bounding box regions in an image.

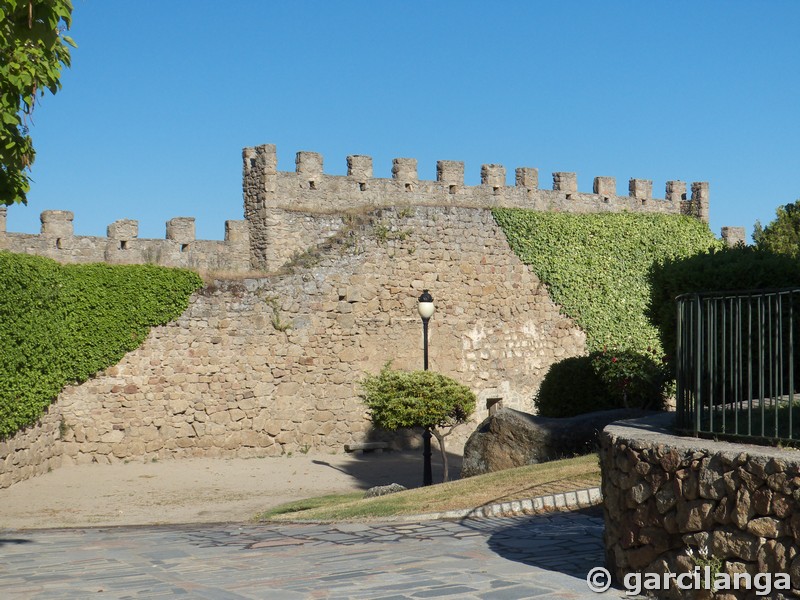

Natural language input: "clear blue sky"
[6,1,799,241]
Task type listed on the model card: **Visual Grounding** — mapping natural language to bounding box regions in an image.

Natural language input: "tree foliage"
[361,366,476,430]
[1,0,75,205]
[0,251,203,439]
[647,245,800,367]
[753,199,800,258]
[360,365,476,481]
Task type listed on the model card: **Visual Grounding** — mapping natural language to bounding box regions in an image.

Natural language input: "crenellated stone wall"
[0,208,251,272]
[601,413,800,599]
[2,143,728,275]
[242,144,712,272]
[0,207,586,488]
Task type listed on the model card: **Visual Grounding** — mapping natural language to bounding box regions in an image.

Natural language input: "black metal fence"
[676,288,800,443]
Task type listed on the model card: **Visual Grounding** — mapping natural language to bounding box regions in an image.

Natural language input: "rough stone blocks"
[552,172,577,193]
[166,218,196,244]
[437,160,465,186]
[107,219,139,240]
[40,210,74,237]
[593,176,616,197]
[392,158,418,183]
[515,167,538,189]
[481,164,506,188]
[629,178,653,200]
[347,155,373,181]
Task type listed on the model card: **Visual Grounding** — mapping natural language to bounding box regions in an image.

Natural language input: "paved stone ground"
[0,507,639,599]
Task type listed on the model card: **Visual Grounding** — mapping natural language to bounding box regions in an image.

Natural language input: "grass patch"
[257,454,601,522]
[695,398,800,445]
[256,492,366,518]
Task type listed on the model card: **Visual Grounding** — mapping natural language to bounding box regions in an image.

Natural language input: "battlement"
[242,143,710,222]
[0,143,729,274]
[0,208,250,272]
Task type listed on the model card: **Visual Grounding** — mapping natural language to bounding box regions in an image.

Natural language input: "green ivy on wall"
[0,252,203,439]
[491,210,723,355]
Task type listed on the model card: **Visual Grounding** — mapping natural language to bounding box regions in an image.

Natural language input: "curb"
[361,486,604,523]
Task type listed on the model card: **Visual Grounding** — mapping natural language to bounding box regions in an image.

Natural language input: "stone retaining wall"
[1,206,586,488]
[600,413,800,599]
[0,405,63,489]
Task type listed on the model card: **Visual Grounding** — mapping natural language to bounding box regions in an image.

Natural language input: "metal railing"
[676,288,800,443]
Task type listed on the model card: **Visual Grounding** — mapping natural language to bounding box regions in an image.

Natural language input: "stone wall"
[601,413,800,599]
[721,226,747,247]
[0,207,586,488]
[243,144,711,271]
[2,144,723,275]
[0,404,63,489]
[0,142,740,491]
[0,208,251,273]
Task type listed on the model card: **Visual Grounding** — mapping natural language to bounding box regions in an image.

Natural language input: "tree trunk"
[431,428,450,482]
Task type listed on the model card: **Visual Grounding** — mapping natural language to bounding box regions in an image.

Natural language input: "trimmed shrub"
[534,355,609,418]
[535,349,669,418]
[361,365,476,431]
[590,348,669,411]
[360,364,476,482]
[0,252,203,439]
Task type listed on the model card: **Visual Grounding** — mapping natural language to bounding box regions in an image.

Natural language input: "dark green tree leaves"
[753,199,800,258]
[1,0,75,205]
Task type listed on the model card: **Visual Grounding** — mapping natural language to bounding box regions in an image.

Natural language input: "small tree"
[753,199,800,258]
[360,365,476,482]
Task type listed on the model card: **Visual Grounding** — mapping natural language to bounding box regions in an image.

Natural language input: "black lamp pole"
[422,315,429,371]
[418,289,434,487]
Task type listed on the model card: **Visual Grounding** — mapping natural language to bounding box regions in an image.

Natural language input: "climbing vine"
[0,251,202,438]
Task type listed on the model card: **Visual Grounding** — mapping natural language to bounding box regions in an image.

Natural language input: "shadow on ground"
[0,538,33,547]
[306,424,463,490]
[479,506,606,579]
[310,448,463,491]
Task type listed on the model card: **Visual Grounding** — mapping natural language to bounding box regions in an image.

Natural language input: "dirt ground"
[0,450,461,530]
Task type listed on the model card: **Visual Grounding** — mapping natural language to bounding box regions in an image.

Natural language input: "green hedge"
[0,252,203,439]
[492,210,722,354]
[532,355,609,417]
[533,349,671,418]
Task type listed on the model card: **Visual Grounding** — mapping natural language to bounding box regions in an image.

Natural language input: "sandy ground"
[0,451,461,530]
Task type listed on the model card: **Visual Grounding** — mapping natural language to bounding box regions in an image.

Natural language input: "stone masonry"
[601,413,800,600]
[0,209,250,272]
[1,144,721,274]
[0,207,586,488]
[242,144,712,272]
[0,144,737,489]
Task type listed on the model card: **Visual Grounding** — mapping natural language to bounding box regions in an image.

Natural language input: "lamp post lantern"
[417,289,435,486]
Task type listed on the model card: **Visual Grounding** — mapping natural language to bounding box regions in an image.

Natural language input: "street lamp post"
[417,289,435,486]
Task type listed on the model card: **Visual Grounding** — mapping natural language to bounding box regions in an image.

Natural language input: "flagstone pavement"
[1,507,642,599]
